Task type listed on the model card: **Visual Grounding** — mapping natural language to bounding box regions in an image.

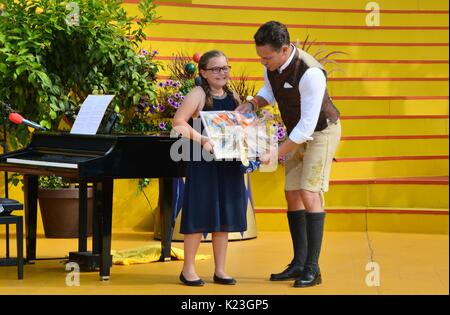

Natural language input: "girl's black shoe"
[213,274,237,285]
[179,272,205,286]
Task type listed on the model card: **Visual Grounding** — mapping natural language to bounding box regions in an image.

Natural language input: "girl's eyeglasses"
[205,66,231,74]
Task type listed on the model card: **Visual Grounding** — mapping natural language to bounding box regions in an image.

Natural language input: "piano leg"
[92,180,100,254]
[97,178,113,281]
[159,178,174,262]
[78,180,88,252]
[69,180,108,273]
[23,175,38,263]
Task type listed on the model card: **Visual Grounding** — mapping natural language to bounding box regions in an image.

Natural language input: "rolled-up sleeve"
[288,67,327,144]
[256,68,276,105]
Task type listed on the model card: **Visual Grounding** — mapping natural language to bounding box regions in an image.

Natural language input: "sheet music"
[70,95,115,135]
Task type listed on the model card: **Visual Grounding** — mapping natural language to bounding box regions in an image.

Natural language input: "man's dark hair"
[254,21,291,51]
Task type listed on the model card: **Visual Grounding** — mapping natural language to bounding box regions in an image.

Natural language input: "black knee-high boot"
[294,212,326,287]
[288,210,308,267]
[270,210,306,281]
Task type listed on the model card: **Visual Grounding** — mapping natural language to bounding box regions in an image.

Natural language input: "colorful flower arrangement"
[258,107,287,144]
[135,78,185,133]
[117,51,197,136]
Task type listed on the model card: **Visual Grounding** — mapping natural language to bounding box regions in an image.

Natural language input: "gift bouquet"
[200,110,278,171]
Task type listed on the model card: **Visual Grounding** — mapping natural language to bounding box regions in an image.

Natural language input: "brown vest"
[267,48,340,134]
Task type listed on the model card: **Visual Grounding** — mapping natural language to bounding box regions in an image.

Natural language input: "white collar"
[278,44,297,74]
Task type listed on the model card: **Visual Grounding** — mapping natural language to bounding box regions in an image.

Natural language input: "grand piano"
[0,132,186,280]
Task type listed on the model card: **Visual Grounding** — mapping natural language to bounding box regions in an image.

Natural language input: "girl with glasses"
[173,50,247,286]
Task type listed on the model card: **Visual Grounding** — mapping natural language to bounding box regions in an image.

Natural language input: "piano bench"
[0,198,23,216]
[0,214,24,280]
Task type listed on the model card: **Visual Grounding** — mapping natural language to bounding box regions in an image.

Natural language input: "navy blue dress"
[180,94,247,234]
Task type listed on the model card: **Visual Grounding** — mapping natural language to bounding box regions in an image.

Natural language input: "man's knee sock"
[287,210,308,267]
[305,212,326,273]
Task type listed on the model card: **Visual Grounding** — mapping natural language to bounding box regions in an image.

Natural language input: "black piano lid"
[28,131,181,152]
[0,132,186,179]
[29,132,118,154]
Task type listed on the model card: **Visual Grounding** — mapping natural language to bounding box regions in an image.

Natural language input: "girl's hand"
[201,136,215,153]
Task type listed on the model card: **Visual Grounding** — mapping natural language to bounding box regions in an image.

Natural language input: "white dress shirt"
[257,47,327,144]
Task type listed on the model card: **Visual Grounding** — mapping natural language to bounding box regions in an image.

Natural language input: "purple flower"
[174,92,181,99]
[158,105,166,112]
[159,122,166,130]
[277,127,285,138]
[152,50,159,56]
[158,82,165,88]
[168,97,175,105]
[140,49,149,55]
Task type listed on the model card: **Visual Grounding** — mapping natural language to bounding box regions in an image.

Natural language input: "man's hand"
[235,102,253,114]
[278,139,300,157]
[259,149,278,165]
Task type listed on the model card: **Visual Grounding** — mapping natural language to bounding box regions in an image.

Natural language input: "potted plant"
[37,176,94,238]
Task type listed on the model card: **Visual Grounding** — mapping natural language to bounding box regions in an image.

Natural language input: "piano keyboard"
[6,158,79,169]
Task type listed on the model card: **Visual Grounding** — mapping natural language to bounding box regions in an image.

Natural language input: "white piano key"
[6,158,78,169]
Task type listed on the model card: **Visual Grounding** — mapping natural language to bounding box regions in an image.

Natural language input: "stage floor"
[0,231,448,295]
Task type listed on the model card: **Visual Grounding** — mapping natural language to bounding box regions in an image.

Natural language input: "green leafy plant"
[38,175,71,189]
[7,173,70,189]
[0,0,160,149]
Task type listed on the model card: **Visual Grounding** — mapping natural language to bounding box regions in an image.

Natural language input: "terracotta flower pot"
[38,187,94,238]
